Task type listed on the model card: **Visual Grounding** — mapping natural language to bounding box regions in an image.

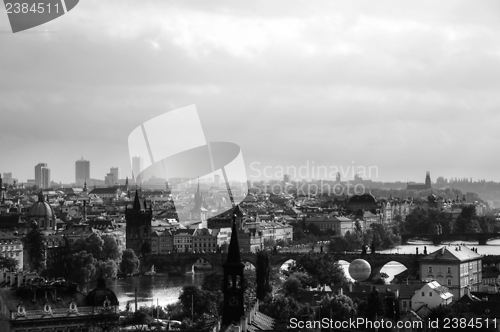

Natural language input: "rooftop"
[419,245,481,263]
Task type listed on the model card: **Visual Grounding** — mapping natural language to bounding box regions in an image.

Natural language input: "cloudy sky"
[1,0,500,184]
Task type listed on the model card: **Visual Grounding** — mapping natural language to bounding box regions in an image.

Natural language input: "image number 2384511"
[3,0,80,33]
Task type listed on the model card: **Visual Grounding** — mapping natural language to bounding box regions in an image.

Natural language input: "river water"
[104,240,500,309]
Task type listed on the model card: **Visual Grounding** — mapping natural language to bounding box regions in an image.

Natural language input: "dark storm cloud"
[1,0,499,183]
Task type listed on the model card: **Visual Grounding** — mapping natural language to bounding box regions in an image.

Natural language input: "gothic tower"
[222,205,245,325]
[0,174,3,204]
[190,180,207,221]
[425,171,431,189]
[125,190,153,254]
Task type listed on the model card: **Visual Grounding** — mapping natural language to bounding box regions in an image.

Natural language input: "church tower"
[425,171,431,189]
[0,174,3,204]
[190,180,207,221]
[222,205,245,325]
[125,189,153,254]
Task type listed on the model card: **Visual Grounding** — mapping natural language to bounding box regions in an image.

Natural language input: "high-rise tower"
[35,163,50,189]
[75,158,90,187]
[132,156,143,185]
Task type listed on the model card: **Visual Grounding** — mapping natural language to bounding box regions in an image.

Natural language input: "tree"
[281,276,302,298]
[68,251,97,284]
[120,249,139,276]
[120,309,153,331]
[25,225,46,271]
[306,223,322,236]
[259,295,303,321]
[96,259,118,280]
[455,205,481,234]
[72,233,104,260]
[178,285,219,321]
[319,294,357,322]
[364,287,385,320]
[0,256,18,270]
[256,250,272,300]
[329,236,351,252]
[294,253,348,286]
[102,235,121,261]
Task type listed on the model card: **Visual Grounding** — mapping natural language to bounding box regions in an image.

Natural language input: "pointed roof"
[191,179,204,212]
[224,206,244,267]
[133,189,141,210]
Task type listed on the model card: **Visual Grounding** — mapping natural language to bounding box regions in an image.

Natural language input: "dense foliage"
[292,253,348,286]
[400,205,498,235]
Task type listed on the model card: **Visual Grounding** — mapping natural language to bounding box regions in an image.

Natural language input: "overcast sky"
[1,0,500,184]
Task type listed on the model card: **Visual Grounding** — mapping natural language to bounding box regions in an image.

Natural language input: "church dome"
[348,194,376,204]
[28,192,55,220]
[86,277,119,307]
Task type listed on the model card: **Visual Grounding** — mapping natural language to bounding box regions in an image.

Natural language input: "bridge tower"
[125,189,153,255]
[222,206,245,325]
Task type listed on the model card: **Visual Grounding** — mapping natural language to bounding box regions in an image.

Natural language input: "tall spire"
[224,205,244,265]
[133,188,141,210]
[0,173,3,204]
[191,178,203,212]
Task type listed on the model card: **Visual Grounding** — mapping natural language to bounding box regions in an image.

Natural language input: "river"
[103,240,500,309]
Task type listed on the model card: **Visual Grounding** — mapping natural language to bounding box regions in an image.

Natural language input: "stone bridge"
[401,233,500,245]
[144,251,421,280]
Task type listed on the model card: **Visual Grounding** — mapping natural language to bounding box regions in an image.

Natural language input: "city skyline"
[2,1,500,184]
[0,159,496,186]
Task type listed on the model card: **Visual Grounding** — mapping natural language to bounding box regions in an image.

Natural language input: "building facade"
[419,246,482,300]
[75,158,90,188]
[34,163,50,189]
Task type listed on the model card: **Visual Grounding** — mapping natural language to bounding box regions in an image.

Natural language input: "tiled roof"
[247,311,275,332]
[89,188,120,194]
[419,245,481,262]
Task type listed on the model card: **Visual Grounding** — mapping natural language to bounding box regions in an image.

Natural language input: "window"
[421,292,425,296]
[447,266,451,274]
[429,292,433,297]
[428,266,433,273]
[447,279,452,286]
[402,301,407,308]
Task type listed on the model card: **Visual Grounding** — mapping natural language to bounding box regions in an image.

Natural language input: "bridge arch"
[375,260,409,284]
[279,259,297,272]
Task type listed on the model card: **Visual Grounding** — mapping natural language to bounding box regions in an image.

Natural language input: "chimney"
[441,247,445,255]
[349,283,353,292]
